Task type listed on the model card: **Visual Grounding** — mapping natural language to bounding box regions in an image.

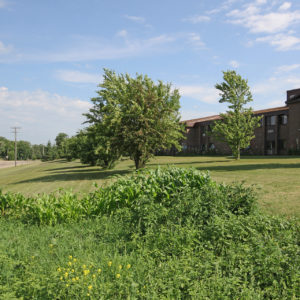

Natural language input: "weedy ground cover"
[0,156,300,217]
[0,167,299,299]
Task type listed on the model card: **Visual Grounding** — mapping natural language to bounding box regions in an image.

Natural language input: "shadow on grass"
[195,163,300,172]
[147,160,230,166]
[48,165,91,171]
[15,169,133,184]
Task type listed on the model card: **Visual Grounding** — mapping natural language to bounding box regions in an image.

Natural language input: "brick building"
[182,88,300,155]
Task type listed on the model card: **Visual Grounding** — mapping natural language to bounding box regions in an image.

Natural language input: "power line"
[11,127,21,167]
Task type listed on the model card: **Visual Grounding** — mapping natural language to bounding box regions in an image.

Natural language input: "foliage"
[55,133,69,158]
[42,141,58,161]
[0,167,257,225]
[84,69,184,169]
[212,70,261,159]
[0,166,299,299]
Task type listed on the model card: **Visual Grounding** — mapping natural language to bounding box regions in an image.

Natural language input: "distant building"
[182,88,300,155]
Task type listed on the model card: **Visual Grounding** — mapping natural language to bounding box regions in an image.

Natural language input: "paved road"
[0,160,36,169]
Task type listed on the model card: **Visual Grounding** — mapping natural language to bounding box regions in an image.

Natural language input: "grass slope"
[0,156,299,216]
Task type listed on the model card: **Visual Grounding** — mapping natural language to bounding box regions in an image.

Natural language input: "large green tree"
[84,69,184,169]
[212,70,261,160]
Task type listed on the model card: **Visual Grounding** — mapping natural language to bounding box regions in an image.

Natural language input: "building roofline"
[183,105,289,127]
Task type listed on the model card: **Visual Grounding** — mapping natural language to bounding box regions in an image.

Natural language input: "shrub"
[0,167,299,299]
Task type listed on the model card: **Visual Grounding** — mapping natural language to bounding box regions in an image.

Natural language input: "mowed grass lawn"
[0,155,299,217]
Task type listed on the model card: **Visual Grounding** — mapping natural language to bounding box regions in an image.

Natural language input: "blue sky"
[0,0,300,144]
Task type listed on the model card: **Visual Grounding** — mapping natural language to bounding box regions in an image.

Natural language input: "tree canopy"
[84,69,184,169]
[212,70,261,159]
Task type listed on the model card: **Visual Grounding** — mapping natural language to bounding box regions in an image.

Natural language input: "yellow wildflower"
[68,262,72,266]
[83,264,87,269]
[72,278,76,282]
[73,258,77,262]
[116,273,121,278]
[69,255,72,260]
[108,261,112,267]
[87,294,90,297]
[98,268,102,273]
[57,267,61,272]
[126,264,131,269]
[49,244,53,248]
[66,284,69,287]
[64,272,68,278]
[71,269,74,273]
[76,276,79,281]
[60,276,63,281]
[92,274,96,279]
[119,264,122,270]
[83,269,90,276]
[88,285,93,290]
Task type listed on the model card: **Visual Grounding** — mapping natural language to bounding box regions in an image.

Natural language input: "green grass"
[0,155,300,217]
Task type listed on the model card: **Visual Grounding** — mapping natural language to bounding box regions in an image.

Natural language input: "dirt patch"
[0,160,38,169]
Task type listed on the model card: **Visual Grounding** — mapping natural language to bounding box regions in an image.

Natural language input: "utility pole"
[11,127,21,167]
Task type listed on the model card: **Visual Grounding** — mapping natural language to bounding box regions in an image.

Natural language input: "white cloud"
[13,34,177,63]
[125,15,146,23]
[187,33,205,49]
[276,64,300,73]
[117,30,128,38]
[178,85,219,104]
[183,15,211,24]
[279,2,292,11]
[227,2,300,34]
[251,74,300,110]
[180,110,218,121]
[0,0,8,8]
[0,87,92,144]
[56,70,101,84]
[206,0,238,15]
[0,41,13,55]
[256,33,300,50]
[229,60,240,68]
[255,0,267,5]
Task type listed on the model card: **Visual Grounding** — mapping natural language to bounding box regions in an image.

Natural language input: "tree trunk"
[134,155,145,170]
[236,145,240,160]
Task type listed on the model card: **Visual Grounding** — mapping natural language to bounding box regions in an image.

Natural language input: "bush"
[0,167,299,299]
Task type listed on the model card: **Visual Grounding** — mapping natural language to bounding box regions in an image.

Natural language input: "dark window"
[278,139,286,150]
[266,116,276,126]
[279,114,288,125]
[266,141,275,155]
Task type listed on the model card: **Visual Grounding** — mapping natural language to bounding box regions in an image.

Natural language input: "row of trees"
[0,133,73,161]
[1,70,260,167]
[0,137,44,160]
[62,69,261,169]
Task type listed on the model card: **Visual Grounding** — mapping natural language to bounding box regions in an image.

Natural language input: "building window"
[266,115,276,126]
[279,114,288,125]
[278,139,286,150]
[266,140,275,155]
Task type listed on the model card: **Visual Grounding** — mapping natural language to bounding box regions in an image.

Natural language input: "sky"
[0,0,300,144]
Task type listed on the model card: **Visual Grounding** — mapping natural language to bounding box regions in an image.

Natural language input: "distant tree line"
[0,136,43,160]
[0,133,75,161]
